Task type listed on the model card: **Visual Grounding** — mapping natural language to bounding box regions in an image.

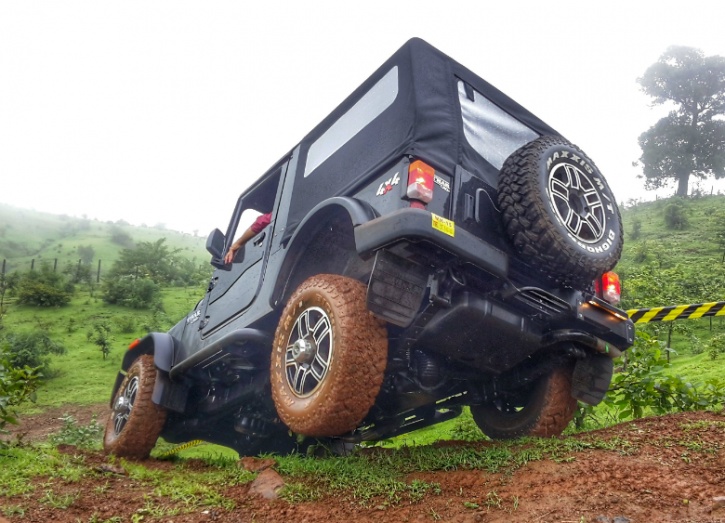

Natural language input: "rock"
[96,463,127,475]
[239,456,277,472]
[612,517,631,523]
[249,468,285,500]
[713,496,725,511]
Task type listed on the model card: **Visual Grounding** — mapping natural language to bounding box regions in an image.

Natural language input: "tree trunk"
[676,173,689,196]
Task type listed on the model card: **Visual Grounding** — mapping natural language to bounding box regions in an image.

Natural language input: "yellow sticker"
[431,213,455,237]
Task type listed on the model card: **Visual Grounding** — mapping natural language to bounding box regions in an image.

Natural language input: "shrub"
[0,346,41,439]
[114,315,137,334]
[708,333,725,360]
[101,276,160,309]
[663,201,689,230]
[90,322,113,359]
[629,218,642,240]
[1,331,66,379]
[47,414,103,449]
[15,264,73,307]
[606,332,725,418]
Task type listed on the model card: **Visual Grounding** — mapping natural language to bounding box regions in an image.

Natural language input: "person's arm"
[223,225,256,264]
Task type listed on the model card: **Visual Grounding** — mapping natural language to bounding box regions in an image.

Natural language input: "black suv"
[105,38,634,458]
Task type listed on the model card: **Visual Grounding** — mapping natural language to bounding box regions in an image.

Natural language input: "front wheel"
[471,366,577,440]
[104,354,167,459]
[271,274,388,437]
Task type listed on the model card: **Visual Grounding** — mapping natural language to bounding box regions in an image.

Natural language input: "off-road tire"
[571,353,614,406]
[471,366,577,439]
[497,136,623,287]
[271,274,388,437]
[104,354,167,459]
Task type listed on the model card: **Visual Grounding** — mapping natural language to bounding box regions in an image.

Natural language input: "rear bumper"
[354,207,509,279]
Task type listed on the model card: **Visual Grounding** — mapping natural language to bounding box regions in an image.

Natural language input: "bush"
[708,333,725,360]
[47,414,103,449]
[15,264,73,307]
[0,346,41,438]
[1,331,66,379]
[102,276,160,309]
[629,218,642,240]
[90,322,113,359]
[663,201,689,230]
[114,315,137,334]
[606,332,725,418]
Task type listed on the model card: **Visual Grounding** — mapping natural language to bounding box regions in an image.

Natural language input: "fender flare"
[273,196,378,302]
[110,332,176,408]
[120,332,175,372]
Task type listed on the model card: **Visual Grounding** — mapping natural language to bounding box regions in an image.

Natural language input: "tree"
[77,245,95,265]
[638,46,725,196]
[107,238,181,285]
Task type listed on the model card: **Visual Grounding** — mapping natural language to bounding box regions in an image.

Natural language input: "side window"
[224,165,283,251]
[458,80,539,170]
[303,66,399,178]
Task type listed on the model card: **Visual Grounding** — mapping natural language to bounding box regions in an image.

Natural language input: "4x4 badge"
[376,172,400,196]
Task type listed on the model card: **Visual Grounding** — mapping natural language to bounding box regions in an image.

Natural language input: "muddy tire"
[497,136,623,287]
[104,354,167,459]
[471,366,577,439]
[271,274,388,437]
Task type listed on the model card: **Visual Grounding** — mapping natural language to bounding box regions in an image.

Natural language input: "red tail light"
[407,160,435,208]
[595,272,621,305]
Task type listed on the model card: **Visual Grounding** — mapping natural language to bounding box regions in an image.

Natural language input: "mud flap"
[571,353,613,406]
[367,250,429,327]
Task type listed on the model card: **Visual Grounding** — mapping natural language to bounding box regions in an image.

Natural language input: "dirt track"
[3,406,725,522]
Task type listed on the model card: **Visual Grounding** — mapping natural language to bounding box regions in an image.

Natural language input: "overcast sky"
[1,1,724,235]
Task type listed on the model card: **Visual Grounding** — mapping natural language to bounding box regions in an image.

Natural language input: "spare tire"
[497,136,623,287]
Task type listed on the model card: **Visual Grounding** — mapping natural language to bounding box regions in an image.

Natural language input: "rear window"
[458,80,538,169]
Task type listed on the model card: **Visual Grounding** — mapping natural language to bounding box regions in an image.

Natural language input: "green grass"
[5,287,203,412]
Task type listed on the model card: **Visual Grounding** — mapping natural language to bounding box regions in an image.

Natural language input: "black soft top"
[286,37,561,227]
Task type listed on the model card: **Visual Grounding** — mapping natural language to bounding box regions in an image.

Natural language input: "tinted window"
[304,66,399,177]
[458,80,538,169]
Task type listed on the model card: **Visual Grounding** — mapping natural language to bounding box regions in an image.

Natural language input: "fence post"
[97,259,102,283]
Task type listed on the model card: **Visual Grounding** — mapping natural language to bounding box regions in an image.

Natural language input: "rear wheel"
[104,354,166,459]
[497,136,623,287]
[471,366,577,439]
[271,274,388,437]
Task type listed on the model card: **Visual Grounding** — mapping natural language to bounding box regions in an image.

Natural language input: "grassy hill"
[617,194,725,278]
[0,203,210,275]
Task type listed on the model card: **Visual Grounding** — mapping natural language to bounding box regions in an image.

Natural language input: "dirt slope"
[2,406,725,523]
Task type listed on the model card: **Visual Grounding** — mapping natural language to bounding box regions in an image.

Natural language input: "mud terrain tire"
[471,366,577,439]
[104,354,167,459]
[497,136,623,287]
[271,274,387,437]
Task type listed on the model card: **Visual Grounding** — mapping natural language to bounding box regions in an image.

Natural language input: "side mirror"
[206,229,226,268]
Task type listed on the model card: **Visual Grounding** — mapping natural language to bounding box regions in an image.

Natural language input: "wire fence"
[1,258,104,283]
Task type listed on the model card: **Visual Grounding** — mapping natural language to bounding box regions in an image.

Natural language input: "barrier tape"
[156,439,204,458]
[627,301,725,324]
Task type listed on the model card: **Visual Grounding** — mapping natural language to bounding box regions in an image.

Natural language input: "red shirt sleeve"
[250,213,272,234]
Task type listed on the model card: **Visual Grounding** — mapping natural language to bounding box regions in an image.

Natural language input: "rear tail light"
[407,160,435,208]
[595,271,621,305]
